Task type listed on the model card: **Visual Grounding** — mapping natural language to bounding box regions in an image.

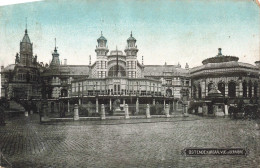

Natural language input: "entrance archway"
[242,81,247,98]
[254,82,258,98]
[228,82,236,98]
[108,65,126,77]
[198,85,202,99]
[218,82,225,96]
[208,83,214,93]
[248,81,252,98]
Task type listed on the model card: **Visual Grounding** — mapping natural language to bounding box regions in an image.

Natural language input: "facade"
[1,28,44,100]
[1,28,259,116]
[190,48,259,100]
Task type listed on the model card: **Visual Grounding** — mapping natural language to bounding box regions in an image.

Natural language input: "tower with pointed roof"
[95,32,109,78]
[50,38,60,66]
[125,32,139,78]
[20,27,33,67]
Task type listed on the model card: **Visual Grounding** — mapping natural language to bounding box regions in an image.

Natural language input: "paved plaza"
[0,114,260,168]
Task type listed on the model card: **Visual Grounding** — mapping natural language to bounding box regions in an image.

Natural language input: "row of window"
[72,84,161,93]
[128,71,136,78]
[97,61,107,69]
[127,61,136,69]
[98,71,106,78]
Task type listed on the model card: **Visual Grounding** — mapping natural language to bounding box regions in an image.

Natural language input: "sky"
[0,0,259,68]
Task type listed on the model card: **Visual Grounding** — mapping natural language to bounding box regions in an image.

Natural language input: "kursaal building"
[1,28,260,116]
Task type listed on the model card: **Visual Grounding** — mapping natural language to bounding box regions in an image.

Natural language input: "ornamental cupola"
[50,38,60,66]
[125,31,138,56]
[95,31,109,57]
[202,48,239,65]
[20,26,33,66]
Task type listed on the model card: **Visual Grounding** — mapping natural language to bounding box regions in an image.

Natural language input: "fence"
[44,101,182,118]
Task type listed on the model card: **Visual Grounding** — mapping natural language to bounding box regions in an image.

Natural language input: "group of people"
[228,99,258,119]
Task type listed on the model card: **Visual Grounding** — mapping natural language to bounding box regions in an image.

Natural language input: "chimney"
[185,63,189,69]
[218,48,222,55]
[64,59,67,65]
[255,61,260,69]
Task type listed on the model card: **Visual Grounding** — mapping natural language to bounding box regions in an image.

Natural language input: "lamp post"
[180,87,190,117]
[78,83,81,105]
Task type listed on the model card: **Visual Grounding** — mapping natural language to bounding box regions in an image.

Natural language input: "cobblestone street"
[0,114,260,168]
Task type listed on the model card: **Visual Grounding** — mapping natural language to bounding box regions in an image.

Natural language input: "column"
[225,84,228,97]
[173,100,176,113]
[41,102,50,122]
[125,104,129,119]
[202,103,208,116]
[146,104,151,118]
[238,80,243,97]
[74,104,79,120]
[163,99,166,110]
[165,104,170,118]
[252,86,255,98]
[100,104,105,120]
[25,110,28,117]
[96,98,99,114]
[236,83,239,97]
[68,100,70,113]
[123,99,126,106]
[201,80,206,98]
[136,98,139,114]
[109,99,112,110]
[224,104,228,116]
[153,99,155,105]
[78,98,81,105]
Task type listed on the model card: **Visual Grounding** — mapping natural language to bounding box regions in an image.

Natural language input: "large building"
[1,28,259,116]
[1,28,44,100]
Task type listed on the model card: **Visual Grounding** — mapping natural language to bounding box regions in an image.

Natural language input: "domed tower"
[125,32,139,78]
[50,38,60,66]
[95,32,109,78]
[20,28,33,67]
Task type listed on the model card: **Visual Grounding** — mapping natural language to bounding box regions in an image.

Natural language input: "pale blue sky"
[0,0,259,67]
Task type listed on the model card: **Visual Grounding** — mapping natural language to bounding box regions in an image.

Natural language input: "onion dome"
[97,31,107,42]
[127,31,136,42]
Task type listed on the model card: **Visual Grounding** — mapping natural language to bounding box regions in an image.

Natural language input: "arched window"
[242,81,247,98]
[61,89,68,97]
[208,83,214,93]
[198,84,202,99]
[166,89,172,97]
[193,86,197,99]
[228,82,236,98]
[108,65,126,77]
[248,81,252,98]
[218,82,225,96]
[254,82,258,98]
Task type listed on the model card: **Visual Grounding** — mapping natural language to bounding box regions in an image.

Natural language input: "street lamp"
[180,88,190,116]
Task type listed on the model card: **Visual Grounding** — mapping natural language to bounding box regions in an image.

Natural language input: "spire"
[101,31,103,36]
[54,38,57,51]
[130,31,132,37]
[142,56,143,65]
[116,46,119,77]
[89,55,91,65]
[25,17,28,34]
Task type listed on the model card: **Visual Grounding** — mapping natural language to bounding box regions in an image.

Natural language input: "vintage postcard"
[0,0,260,167]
